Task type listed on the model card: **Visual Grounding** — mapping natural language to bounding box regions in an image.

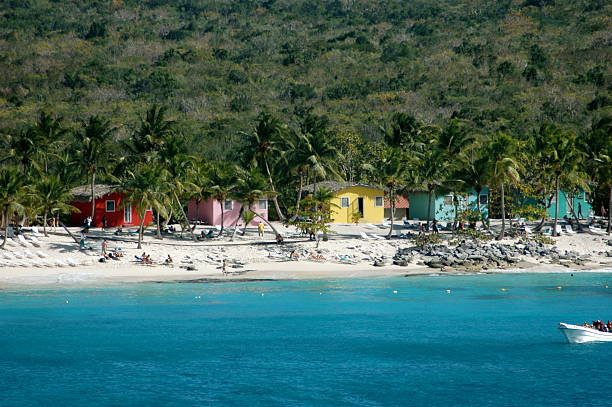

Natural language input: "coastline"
[0,223,610,289]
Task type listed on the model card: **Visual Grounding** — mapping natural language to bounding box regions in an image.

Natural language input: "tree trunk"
[1,210,7,249]
[608,185,612,236]
[173,191,196,242]
[218,199,225,237]
[498,183,506,240]
[90,171,96,220]
[229,206,244,241]
[156,211,162,239]
[264,159,285,222]
[562,191,584,232]
[59,220,80,244]
[137,211,146,249]
[253,211,281,240]
[426,188,433,231]
[475,188,482,228]
[552,176,560,236]
[42,211,48,237]
[386,189,395,239]
[289,173,304,222]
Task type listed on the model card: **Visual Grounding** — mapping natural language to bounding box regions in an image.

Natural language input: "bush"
[411,233,442,247]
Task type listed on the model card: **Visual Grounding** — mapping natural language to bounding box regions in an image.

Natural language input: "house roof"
[303,181,384,193]
[70,184,119,202]
[385,195,409,209]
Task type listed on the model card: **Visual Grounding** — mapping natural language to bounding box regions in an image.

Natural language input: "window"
[224,200,233,211]
[443,195,453,206]
[105,200,115,212]
[124,203,132,223]
[340,197,349,208]
[375,196,384,207]
[479,194,488,205]
[257,199,267,210]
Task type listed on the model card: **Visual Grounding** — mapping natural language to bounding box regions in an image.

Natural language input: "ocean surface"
[1,272,611,407]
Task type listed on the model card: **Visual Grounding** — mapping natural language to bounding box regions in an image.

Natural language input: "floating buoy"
[65,300,69,304]
[556,286,562,290]
[261,293,265,296]
[445,289,451,294]
[393,290,398,294]
[500,288,508,292]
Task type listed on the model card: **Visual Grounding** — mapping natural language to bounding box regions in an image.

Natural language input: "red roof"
[384,195,408,209]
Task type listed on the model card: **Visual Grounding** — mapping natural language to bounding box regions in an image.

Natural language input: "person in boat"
[607,321,612,332]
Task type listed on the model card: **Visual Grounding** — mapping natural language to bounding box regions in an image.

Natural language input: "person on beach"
[577,203,583,219]
[258,222,265,238]
[432,219,439,234]
[102,215,107,230]
[222,259,228,274]
[290,250,299,261]
[101,239,108,256]
[79,230,86,249]
[165,255,173,265]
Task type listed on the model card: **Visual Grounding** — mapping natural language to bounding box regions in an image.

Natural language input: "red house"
[69,184,153,228]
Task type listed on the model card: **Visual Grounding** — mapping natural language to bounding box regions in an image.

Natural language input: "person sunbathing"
[164,255,173,265]
[290,250,300,261]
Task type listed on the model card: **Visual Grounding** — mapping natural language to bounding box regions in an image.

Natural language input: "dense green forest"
[0,0,610,242]
[1,0,610,147]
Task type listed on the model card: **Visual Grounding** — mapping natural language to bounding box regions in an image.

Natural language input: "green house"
[544,190,592,219]
[408,189,489,222]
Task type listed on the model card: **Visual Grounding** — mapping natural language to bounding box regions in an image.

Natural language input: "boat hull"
[559,323,612,343]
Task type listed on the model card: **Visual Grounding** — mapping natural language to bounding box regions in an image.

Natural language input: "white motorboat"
[558,323,612,343]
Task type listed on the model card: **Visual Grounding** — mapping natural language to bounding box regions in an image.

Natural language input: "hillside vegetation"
[0,0,610,152]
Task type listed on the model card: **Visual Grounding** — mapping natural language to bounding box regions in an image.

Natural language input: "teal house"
[408,189,489,222]
[544,190,592,219]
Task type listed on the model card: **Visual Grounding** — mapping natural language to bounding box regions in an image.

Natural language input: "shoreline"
[1,223,610,289]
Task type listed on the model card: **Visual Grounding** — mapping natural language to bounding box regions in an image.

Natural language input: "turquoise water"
[1,273,611,406]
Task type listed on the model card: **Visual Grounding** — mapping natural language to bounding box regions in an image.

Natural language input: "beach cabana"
[303,181,385,224]
[187,199,269,227]
[69,184,153,228]
[385,195,408,220]
[407,189,489,222]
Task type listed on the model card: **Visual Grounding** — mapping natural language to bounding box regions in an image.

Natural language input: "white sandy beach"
[0,222,610,288]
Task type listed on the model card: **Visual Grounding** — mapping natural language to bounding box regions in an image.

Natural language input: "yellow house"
[304,181,385,224]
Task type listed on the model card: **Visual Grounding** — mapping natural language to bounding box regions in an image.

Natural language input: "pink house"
[187,199,269,226]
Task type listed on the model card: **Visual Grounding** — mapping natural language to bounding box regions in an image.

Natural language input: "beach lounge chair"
[6,237,19,247]
[35,250,49,258]
[66,257,80,267]
[565,225,576,234]
[23,249,37,259]
[555,225,564,235]
[542,226,552,235]
[371,233,385,240]
[589,226,605,235]
[17,235,33,247]
[26,235,42,247]
[523,226,533,235]
[360,232,373,240]
[54,259,69,267]
[31,226,44,237]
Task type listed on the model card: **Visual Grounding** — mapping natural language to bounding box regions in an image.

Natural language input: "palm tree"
[33,175,76,237]
[534,124,587,236]
[30,111,67,174]
[230,169,280,241]
[1,129,38,172]
[207,164,237,237]
[120,165,171,249]
[286,115,340,219]
[369,149,405,238]
[483,132,524,240]
[0,167,27,249]
[240,112,288,222]
[73,115,114,219]
[586,114,612,234]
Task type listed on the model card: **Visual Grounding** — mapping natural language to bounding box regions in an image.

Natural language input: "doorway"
[357,197,364,218]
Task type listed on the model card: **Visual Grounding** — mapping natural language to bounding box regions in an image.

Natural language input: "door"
[357,197,364,218]
[124,203,132,224]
